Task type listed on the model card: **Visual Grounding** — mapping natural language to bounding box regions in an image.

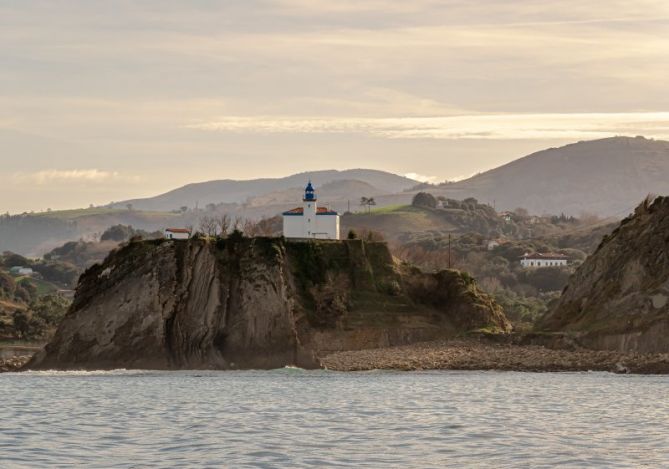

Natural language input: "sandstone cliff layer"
[28,237,509,370]
[541,196,669,352]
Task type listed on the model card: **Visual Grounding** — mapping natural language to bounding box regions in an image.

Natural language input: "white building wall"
[303,200,317,237]
[282,200,340,240]
[165,230,190,240]
[520,258,568,268]
[283,216,305,238]
[313,214,340,240]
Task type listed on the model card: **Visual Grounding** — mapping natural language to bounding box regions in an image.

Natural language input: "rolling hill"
[431,136,669,217]
[110,169,418,212]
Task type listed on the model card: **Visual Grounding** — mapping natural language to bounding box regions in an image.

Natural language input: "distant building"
[499,211,514,222]
[9,266,34,276]
[164,228,192,240]
[520,253,568,268]
[283,182,340,240]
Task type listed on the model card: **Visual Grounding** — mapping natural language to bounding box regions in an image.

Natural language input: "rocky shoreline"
[320,339,669,374]
[0,356,32,373]
[5,339,669,374]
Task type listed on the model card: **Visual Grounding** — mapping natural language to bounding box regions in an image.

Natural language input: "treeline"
[0,213,79,255]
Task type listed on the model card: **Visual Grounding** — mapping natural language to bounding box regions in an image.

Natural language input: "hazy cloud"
[188,112,669,140]
[14,169,140,185]
[2,1,669,212]
[404,173,436,183]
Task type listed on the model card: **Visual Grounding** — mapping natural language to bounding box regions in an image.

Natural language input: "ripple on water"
[0,370,668,468]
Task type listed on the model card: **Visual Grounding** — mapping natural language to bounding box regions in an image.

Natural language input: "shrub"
[412,192,437,208]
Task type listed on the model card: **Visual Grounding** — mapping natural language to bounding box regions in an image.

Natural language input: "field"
[342,205,458,240]
[35,207,179,221]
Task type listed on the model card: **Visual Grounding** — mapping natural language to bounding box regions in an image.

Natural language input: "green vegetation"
[0,259,72,342]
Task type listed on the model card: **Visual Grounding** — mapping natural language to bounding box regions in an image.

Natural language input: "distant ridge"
[431,136,669,216]
[111,137,669,217]
[110,169,418,212]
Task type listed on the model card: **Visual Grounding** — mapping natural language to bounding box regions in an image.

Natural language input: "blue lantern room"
[303,181,316,201]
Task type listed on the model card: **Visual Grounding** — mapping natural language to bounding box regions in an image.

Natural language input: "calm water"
[1,370,667,468]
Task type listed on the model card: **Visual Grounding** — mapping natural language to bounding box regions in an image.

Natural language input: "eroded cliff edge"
[28,237,509,370]
[540,196,669,353]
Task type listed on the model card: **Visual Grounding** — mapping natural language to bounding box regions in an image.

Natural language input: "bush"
[101,225,135,242]
[12,309,47,340]
[0,272,16,298]
[412,192,437,208]
[30,294,70,326]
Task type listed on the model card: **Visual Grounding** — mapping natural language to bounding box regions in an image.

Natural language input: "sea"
[1,369,667,468]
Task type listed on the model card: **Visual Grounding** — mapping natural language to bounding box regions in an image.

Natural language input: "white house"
[520,253,568,268]
[283,182,340,240]
[164,228,192,240]
[9,266,34,276]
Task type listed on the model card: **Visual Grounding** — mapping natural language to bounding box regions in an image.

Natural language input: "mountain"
[540,196,669,353]
[110,169,418,212]
[431,136,669,217]
[113,137,669,217]
[245,179,385,208]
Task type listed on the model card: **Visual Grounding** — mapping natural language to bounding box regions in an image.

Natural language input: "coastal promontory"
[27,236,509,370]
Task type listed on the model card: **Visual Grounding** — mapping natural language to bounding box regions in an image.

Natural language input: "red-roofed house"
[164,227,192,240]
[282,182,340,240]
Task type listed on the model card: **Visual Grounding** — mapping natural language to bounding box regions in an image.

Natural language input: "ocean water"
[1,370,667,468]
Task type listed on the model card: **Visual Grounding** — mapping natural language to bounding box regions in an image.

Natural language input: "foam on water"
[1,370,668,468]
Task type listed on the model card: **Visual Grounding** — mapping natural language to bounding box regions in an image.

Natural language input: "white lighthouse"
[282,181,340,240]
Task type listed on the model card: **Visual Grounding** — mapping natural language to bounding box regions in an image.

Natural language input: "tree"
[216,214,231,237]
[360,197,377,214]
[347,229,358,240]
[199,216,218,237]
[412,192,437,208]
[12,310,30,339]
[30,294,70,326]
[101,225,134,242]
[126,203,133,211]
[180,206,189,214]
[0,272,16,298]
[255,217,280,236]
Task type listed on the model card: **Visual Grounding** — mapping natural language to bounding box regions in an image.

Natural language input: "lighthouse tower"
[302,181,317,237]
[282,181,340,240]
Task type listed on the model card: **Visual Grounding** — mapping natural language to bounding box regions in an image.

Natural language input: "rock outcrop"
[541,196,669,352]
[28,236,509,370]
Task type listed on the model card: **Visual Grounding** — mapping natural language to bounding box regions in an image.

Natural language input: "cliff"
[28,236,509,370]
[541,196,669,352]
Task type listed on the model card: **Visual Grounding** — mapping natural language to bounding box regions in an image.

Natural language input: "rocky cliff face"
[28,237,509,370]
[541,196,669,352]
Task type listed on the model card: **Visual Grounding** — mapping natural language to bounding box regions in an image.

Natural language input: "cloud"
[14,169,140,185]
[187,112,669,140]
[404,172,436,183]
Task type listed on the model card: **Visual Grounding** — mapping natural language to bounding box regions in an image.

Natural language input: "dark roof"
[165,228,192,234]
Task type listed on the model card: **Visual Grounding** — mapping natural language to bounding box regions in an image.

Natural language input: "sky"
[2,0,669,213]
